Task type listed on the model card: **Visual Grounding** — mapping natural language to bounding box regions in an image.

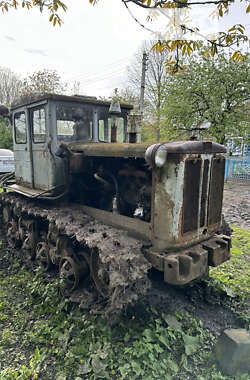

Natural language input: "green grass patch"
[210,227,250,299]
[0,232,250,380]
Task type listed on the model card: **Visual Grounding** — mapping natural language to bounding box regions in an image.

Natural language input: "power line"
[78,66,127,84]
[66,56,131,82]
[80,69,127,86]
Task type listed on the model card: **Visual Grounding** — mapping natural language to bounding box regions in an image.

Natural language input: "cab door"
[13,109,33,187]
[29,104,55,191]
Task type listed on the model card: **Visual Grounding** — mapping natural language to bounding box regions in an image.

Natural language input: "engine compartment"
[69,156,152,222]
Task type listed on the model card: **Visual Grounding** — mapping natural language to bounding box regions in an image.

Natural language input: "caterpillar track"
[0,192,151,321]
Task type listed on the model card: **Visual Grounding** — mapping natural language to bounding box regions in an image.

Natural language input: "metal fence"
[225,156,250,183]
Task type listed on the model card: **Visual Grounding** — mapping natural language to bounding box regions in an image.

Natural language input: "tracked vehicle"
[0,94,231,316]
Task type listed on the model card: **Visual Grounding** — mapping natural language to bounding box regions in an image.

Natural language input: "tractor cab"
[5,94,133,198]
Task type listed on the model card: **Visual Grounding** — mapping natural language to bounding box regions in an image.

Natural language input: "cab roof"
[11,93,134,111]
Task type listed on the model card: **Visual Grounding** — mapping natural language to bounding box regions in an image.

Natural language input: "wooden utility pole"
[138,52,147,143]
[140,52,147,114]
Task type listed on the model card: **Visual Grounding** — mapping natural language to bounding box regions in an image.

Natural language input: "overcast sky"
[0,0,249,98]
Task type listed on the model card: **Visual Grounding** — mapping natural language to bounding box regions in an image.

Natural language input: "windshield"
[56,102,93,143]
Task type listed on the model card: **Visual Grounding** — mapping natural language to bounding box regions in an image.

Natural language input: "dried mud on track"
[223,183,250,230]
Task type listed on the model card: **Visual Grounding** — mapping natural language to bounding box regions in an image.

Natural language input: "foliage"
[0,118,13,150]
[210,227,250,303]
[162,51,250,144]
[0,0,67,26]
[108,87,140,108]
[0,227,250,379]
[1,0,249,71]
[21,69,67,96]
[127,41,170,141]
[142,119,184,142]
[0,67,22,107]
[122,0,249,72]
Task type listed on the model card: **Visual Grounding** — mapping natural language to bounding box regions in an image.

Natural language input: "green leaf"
[77,361,92,375]
[162,314,182,331]
[168,359,179,373]
[158,334,170,349]
[143,328,155,342]
[183,334,200,356]
[92,356,107,374]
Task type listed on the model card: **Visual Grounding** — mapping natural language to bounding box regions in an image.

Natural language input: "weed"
[0,227,249,379]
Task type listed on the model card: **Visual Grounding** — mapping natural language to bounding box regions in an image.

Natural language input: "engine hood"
[69,141,226,158]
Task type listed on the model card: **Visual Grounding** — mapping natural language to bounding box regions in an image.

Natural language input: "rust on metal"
[202,234,231,267]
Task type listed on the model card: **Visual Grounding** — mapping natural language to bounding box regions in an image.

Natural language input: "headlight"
[145,144,167,168]
[154,145,168,167]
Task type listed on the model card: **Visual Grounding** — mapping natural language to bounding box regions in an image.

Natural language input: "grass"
[210,227,250,325]
[0,227,249,380]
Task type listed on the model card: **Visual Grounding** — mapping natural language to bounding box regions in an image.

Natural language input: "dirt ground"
[223,182,250,230]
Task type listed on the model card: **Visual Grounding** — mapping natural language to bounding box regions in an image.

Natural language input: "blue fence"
[225,156,250,183]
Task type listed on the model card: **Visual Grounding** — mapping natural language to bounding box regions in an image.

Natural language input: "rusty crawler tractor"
[0,94,231,317]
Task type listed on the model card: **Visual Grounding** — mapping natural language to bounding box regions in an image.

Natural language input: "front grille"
[182,159,201,233]
[200,159,209,227]
[208,157,225,225]
[182,156,225,235]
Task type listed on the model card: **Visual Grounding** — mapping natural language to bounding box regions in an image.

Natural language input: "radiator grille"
[200,159,209,227]
[182,159,201,233]
[208,158,225,225]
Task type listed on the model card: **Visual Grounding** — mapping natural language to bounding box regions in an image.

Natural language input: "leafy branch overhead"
[0,0,67,26]
[0,0,249,69]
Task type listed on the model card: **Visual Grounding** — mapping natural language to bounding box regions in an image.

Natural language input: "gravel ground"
[223,182,250,230]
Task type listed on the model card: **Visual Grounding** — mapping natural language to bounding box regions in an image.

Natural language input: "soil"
[223,183,250,230]
[140,270,243,335]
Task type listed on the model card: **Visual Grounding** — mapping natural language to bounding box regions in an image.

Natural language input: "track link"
[0,192,151,321]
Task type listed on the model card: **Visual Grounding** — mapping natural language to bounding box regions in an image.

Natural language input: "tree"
[0,67,22,106]
[21,69,67,95]
[121,0,249,72]
[1,0,248,71]
[0,118,13,150]
[127,41,170,141]
[162,51,250,144]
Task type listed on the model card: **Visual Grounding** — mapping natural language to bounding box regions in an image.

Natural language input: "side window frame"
[31,106,47,144]
[14,111,27,144]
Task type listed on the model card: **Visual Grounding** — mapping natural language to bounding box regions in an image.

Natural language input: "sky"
[0,0,249,98]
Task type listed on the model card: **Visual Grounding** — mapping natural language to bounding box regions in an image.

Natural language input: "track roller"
[59,256,89,293]
[7,220,21,248]
[36,242,52,271]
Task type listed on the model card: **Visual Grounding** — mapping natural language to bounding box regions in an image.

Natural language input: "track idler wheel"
[80,250,109,298]
[59,255,89,294]
[36,242,52,271]
[22,219,38,260]
[59,256,80,293]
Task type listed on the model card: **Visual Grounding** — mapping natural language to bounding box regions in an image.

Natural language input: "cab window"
[99,118,124,142]
[14,111,27,144]
[32,108,46,143]
[56,103,93,142]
